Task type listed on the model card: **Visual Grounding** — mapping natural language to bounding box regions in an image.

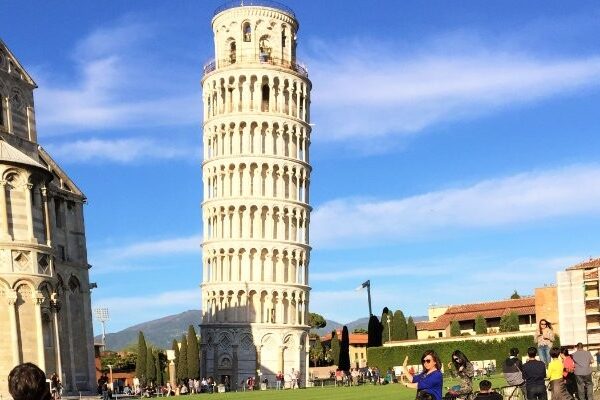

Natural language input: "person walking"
[547,347,570,400]
[572,342,594,400]
[561,347,577,398]
[536,319,555,365]
[402,350,443,400]
[522,347,547,400]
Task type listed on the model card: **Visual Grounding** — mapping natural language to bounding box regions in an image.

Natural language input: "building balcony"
[203,54,308,77]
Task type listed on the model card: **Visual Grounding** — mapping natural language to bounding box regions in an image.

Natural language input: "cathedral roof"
[0,38,37,87]
[0,138,46,169]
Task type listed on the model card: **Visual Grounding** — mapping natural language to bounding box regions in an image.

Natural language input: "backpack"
[503,358,524,386]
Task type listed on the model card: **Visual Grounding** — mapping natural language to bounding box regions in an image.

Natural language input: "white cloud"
[307,38,600,142]
[89,234,202,274]
[94,288,200,310]
[34,20,200,133]
[44,138,199,163]
[311,164,600,248]
[310,254,581,324]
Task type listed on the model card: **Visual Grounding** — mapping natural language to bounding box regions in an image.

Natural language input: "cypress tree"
[475,315,488,334]
[392,310,408,340]
[178,334,189,380]
[338,326,351,372]
[136,332,147,383]
[407,316,417,340]
[155,351,164,385]
[330,330,340,366]
[172,339,179,383]
[146,348,156,384]
[367,315,382,347]
[450,320,461,336]
[187,325,200,379]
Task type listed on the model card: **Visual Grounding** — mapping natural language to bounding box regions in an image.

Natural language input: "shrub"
[367,334,552,371]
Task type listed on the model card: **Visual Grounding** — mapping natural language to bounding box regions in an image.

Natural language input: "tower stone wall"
[200,2,312,389]
[0,39,95,398]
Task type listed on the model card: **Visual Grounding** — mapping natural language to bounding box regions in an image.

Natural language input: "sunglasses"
[422,358,434,364]
[453,358,460,362]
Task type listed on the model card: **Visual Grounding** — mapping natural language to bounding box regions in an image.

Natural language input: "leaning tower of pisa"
[200,1,312,389]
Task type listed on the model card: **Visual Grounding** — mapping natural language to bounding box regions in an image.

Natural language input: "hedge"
[367,334,560,371]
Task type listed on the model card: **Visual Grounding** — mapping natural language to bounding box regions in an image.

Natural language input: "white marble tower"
[200,1,312,389]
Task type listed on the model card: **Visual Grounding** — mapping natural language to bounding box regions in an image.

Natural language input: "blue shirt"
[413,370,443,400]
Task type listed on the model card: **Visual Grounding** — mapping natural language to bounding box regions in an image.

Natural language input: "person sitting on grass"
[473,380,502,400]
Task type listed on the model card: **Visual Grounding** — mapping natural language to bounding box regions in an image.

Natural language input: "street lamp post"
[356,280,372,317]
[94,308,110,349]
[387,315,392,342]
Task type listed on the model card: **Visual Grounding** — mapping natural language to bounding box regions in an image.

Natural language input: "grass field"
[182,374,509,400]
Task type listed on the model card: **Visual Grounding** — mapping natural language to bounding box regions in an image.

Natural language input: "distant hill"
[98,310,429,350]
[96,310,201,350]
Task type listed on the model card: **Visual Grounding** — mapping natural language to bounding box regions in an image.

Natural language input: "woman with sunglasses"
[536,319,554,365]
[402,350,443,400]
[448,350,474,400]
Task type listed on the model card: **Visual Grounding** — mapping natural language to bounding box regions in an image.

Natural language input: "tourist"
[561,347,577,398]
[351,368,360,386]
[536,319,554,365]
[595,350,600,371]
[522,347,547,400]
[8,363,51,400]
[547,347,570,400]
[502,347,525,397]
[447,350,474,400]
[572,342,594,400]
[275,371,283,389]
[373,366,380,384]
[473,380,502,400]
[291,368,298,389]
[401,350,443,400]
[50,372,61,400]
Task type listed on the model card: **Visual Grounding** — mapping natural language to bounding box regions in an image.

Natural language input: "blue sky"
[3,1,600,334]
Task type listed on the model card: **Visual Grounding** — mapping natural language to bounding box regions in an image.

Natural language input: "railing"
[214,0,296,18]
[203,55,308,77]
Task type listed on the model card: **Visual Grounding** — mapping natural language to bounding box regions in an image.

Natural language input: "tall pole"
[366,282,372,317]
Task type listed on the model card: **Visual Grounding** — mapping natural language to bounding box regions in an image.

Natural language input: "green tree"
[187,325,200,379]
[178,334,189,380]
[368,315,382,347]
[308,313,327,329]
[330,330,340,366]
[352,328,368,334]
[474,315,488,334]
[171,339,179,383]
[339,326,351,372]
[155,351,166,385]
[146,348,156,384]
[510,290,521,299]
[392,310,408,340]
[450,320,461,337]
[309,339,324,367]
[136,332,147,382]
[499,312,520,332]
[407,317,417,340]
[381,307,392,344]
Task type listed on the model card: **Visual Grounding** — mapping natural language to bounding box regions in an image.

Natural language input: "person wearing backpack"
[502,348,526,398]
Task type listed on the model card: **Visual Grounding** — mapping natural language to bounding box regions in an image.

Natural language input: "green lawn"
[182,373,509,400]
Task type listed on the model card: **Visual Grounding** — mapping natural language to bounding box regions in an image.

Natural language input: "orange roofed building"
[415,297,541,339]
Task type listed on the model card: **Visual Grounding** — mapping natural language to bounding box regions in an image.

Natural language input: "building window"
[54,199,63,228]
[261,85,270,111]
[243,22,251,42]
[282,27,287,48]
[229,41,236,64]
[0,97,4,127]
[58,245,66,261]
[438,332,443,338]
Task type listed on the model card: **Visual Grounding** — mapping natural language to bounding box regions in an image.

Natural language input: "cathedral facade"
[0,40,95,396]
[200,2,312,389]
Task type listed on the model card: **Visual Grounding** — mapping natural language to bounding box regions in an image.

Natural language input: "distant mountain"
[311,315,429,337]
[97,310,430,350]
[96,310,201,350]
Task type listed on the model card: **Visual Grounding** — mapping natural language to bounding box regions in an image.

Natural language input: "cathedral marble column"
[33,290,46,371]
[7,289,20,365]
[0,180,11,240]
[50,296,63,381]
